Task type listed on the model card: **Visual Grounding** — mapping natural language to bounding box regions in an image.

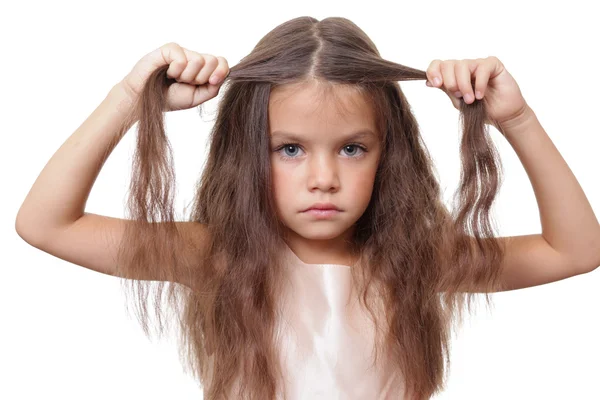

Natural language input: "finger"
[192,79,221,105]
[209,56,229,85]
[194,53,218,85]
[161,42,188,80]
[440,60,459,97]
[474,58,492,100]
[426,59,443,87]
[178,50,206,83]
[455,61,475,104]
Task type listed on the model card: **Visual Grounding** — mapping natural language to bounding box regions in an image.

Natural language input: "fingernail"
[426,80,432,87]
[475,91,483,99]
[454,91,462,98]
[434,77,441,86]
[209,75,219,85]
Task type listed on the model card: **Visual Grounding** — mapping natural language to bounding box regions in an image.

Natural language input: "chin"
[291,224,350,241]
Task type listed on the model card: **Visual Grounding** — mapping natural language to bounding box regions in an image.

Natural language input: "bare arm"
[15,83,137,238]
[14,45,225,286]
[502,106,600,271]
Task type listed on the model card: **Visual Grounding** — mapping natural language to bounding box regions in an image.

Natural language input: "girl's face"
[268,80,382,253]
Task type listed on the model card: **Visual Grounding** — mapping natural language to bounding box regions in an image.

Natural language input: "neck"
[283,226,357,266]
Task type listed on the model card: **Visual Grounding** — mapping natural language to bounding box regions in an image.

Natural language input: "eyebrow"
[270,129,376,142]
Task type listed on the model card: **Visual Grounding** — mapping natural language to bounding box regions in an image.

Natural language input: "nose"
[307,152,340,192]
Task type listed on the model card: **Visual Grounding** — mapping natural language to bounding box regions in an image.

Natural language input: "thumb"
[449,93,462,110]
[191,82,221,107]
[438,85,462,110]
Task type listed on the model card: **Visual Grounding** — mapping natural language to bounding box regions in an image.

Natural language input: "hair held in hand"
[114,16,507,400]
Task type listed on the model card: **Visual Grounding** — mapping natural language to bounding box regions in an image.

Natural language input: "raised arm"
[15,44,228,289]
[16,83,136,236]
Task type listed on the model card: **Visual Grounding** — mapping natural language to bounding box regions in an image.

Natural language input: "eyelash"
[274,143,368,161]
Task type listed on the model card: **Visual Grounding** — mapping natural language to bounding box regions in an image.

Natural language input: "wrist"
[109,82,140,123]
[498,104,536,139]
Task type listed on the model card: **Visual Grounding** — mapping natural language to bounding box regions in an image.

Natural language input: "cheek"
[352,174,375,196]
[271,165,291,204]
[347,168,377,205]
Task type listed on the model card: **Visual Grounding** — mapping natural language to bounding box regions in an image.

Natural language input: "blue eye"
[274,143,368,161]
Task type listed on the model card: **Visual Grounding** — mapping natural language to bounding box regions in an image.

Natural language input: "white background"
[3,0,599,399]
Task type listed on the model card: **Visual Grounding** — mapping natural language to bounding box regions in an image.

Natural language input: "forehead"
[268,81,377,138]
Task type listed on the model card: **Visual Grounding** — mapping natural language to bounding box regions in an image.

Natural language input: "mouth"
[302,203,342,212]
[302,208,342,219]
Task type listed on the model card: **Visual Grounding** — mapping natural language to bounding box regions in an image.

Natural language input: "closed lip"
[302,202,342,212]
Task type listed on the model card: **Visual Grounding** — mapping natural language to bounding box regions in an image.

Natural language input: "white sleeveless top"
[274,244,407,399]
[205,244,407,399]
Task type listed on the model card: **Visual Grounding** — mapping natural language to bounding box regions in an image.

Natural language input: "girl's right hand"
[120,42,230,112]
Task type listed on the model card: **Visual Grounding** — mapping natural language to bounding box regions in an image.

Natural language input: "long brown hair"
[115,16,507,400]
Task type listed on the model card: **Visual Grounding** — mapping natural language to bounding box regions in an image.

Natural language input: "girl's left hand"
[425,56,529,130]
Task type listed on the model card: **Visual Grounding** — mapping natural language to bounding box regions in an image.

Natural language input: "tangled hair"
[115,16,507,400]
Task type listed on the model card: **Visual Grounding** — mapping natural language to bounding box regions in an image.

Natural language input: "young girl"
[15,16,600,400]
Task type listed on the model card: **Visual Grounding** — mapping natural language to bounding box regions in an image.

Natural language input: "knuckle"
[217,56,229,67]
[487,55,501,65]
[428,59,441,71]
[188,55,205,67]
[188,50,202,60]
[203,54,218,66]
[445,80,457,91]
[164,42,180,51]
